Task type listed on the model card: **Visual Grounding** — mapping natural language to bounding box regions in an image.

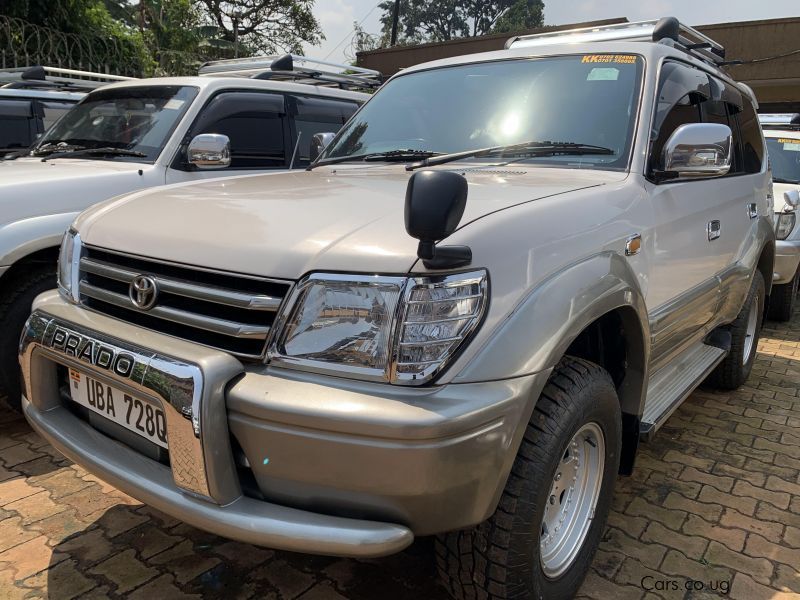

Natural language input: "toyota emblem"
[129,275,158,310]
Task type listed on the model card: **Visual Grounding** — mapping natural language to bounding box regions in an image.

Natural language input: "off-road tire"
[708,270,765,390]
[0,267,56,410]
[767,270,798,322]
[435,356,622,600]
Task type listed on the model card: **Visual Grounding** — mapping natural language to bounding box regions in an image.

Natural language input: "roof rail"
[0,66,137,91]
[506,17,726,67]
[198,54,382,91]
[759,113,800,130]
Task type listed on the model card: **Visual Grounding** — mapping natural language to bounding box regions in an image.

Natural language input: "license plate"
[68,369,168,449]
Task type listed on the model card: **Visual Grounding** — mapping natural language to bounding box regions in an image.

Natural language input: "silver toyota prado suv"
[19,18,775,599]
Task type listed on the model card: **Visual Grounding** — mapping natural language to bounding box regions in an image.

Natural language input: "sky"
[303,0,799,65]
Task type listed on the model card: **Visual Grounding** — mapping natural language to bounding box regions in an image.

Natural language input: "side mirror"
[405,170,472,268]
[784,189,800,210]
[662,123,732,178]
[309,132,336,163]
[188,133,231,169]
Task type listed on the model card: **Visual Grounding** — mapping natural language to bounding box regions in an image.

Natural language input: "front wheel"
[436,357,621,600]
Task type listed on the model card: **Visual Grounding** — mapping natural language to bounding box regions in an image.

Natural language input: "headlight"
[272,270,488,385]
[57,229,82,303]
[776,212,796,240]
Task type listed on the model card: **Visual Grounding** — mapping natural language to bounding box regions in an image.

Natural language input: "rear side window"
[0,99,35,150]
[192,92,287,169]
[736,100,764,173]
[290,96,360,165]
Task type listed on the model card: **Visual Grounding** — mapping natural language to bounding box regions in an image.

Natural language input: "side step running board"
[640,341,727,441]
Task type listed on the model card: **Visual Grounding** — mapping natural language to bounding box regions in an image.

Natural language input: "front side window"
[767,136,800,184]
[33,85,198,162]
[191,91,287,169]
[322,55,644,171]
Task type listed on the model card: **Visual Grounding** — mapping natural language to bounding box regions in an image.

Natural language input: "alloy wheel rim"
[743,294,759,365]
[539,422,605,578]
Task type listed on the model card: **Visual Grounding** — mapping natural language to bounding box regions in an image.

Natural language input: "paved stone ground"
[0,310,797,599]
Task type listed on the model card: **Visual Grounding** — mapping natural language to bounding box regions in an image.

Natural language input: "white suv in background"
[0,55,373,404]
[761,113,800,320]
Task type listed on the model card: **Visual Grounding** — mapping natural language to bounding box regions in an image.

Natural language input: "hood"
[0,157,158,225]
[78,164,626,280]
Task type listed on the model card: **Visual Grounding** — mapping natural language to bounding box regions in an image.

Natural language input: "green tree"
[379,0,544,43]
[197,0,323,55]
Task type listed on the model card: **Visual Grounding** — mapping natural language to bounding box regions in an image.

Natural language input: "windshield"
[33,85,198,162]
[322,55,644,170]
[767,136,800,184]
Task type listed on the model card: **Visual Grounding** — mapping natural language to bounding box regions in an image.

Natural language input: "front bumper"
[20,292,547,557]
[774,239,800,285]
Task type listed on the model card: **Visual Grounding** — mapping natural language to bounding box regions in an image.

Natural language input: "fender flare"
[0,212,79,271]
[454,252,650,415]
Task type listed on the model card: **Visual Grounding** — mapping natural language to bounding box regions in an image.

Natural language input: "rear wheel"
[708,270,764,390]
[767,270,798,322]
[435,357,621,600]
[0,267,56,410]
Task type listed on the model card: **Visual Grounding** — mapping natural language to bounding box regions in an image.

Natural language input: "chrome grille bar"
[81,257,283,311]
[81,283,271,340]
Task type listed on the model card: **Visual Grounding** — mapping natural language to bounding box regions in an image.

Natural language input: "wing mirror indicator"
[309,132,336,163]
[187,133,231,169]
[659,123,733,180]
[404,170,472,269]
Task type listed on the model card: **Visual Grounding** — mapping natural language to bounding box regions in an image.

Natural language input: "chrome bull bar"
[19,311,242,503]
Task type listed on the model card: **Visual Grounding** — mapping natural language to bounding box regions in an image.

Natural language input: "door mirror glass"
[662,123,732,178]
[188,133,231,169]
[309,132,335,162]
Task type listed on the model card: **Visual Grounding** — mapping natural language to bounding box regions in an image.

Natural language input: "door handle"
[747,203,758,219]
[707,220,721,241]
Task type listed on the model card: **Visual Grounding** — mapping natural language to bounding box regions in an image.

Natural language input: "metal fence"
[0,15,143,77]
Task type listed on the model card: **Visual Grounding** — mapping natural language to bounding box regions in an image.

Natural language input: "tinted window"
[737,100,764,173]
[291,96,359,165]
[193,92,286,169]
[0,99,34,150]
[651,63,707,170]
[701,98,744,175]
[323,55,645,171]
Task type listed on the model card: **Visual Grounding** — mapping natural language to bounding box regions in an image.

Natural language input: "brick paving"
[0,309,797,599]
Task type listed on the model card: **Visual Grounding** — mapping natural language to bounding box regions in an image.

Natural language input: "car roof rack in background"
[759,113,800,131]
[506,17,726,67]
[0,66,137,92]
[198,54,382,91]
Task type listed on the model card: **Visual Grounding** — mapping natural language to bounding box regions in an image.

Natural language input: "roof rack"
[0,66,137,92]
[506,17,726,67]
[759,113,800,130]
[198,54,382,91]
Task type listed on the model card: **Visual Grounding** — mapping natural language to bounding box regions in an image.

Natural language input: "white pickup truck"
[0,56,372,403]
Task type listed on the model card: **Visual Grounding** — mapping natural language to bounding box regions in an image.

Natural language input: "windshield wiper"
[363,149,441,162]
[33,142,87,156]
[773,177,800,184]
[405,141,615,171]
[308,148,441,170]
[41,147,147,161]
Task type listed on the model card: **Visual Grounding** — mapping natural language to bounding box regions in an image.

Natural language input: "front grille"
[78,246,293,360]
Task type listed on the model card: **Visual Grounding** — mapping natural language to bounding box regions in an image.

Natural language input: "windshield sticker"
[581,54,637,65]
[776,138,800,151]
[164,99,185,110]
[587,68,620,81]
